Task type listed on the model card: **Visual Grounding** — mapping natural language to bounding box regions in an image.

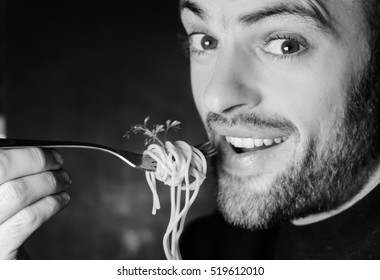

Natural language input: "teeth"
[263,139,273,146]
[226,135,288,149]
[242,138,255,148]
[254,139,263,147]
[274,138,282,144]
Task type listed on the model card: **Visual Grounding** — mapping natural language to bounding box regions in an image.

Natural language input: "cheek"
[265,51,349,143]
[286,78,344,139]
[190,64,210,121]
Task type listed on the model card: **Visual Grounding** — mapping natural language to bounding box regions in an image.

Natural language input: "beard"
[210,61,380,230]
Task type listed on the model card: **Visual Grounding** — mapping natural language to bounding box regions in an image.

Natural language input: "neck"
[292,163,380,226]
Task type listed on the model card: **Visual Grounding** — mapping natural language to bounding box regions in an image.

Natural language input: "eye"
[263,35,308,58]
[189,33,218,54]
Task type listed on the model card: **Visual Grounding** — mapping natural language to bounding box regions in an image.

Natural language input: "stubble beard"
[214,66,380,230]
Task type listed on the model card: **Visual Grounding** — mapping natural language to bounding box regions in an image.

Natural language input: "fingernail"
[52,150,63,165]
[61,171,72,184]
[60,192,70,202]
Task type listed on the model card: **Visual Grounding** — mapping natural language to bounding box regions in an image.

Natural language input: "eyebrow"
[180,0,337,36]
[180,0,206,20]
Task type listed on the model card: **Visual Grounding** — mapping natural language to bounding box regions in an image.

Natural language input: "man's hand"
[0,147,71,259]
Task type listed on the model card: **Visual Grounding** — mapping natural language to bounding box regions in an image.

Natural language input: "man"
[0,148,71,259]
[1,0,379,261]
[179,0,380,259]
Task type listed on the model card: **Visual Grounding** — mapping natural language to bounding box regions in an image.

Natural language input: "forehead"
[180,0,365,32]
[179,0,358,12]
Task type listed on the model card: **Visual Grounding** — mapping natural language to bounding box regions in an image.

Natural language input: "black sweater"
[180,185,380,259]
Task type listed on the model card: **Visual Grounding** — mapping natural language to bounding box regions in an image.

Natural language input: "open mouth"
[226,135,289,154]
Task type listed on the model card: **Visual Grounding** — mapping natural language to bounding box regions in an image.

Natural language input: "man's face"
[180,0,377,228]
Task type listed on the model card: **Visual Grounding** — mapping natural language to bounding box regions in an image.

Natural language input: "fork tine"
[196,141,217,158]
[204,145,218,157]
[138,154,157,172]
[196,141,212,150]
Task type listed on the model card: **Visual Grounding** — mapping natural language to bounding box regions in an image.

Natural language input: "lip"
[216,132,296,177]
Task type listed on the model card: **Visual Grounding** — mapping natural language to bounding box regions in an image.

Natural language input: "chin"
[213,136,317,230]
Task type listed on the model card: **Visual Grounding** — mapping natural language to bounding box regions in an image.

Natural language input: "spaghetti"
[144,140,207,260]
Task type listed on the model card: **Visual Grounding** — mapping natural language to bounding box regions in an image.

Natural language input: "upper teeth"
[226,136,288,148]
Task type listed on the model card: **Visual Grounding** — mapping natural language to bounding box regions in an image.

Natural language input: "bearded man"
[179,0,380,259]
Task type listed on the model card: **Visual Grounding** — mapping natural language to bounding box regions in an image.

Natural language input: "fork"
[0,138,216,172]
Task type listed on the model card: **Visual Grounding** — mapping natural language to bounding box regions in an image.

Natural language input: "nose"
[203,46,262,115]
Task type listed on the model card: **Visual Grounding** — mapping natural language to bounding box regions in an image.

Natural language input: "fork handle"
[0,138,155,172]
[0,138,115,151]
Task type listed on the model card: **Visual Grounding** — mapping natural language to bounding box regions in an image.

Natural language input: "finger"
[0,170,71,224]
[0,148,63,184]
[0,192,70,260]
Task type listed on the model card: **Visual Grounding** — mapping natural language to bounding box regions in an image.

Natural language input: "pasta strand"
[144,140,207,260]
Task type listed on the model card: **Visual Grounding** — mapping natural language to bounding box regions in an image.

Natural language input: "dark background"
[1,0,217,259]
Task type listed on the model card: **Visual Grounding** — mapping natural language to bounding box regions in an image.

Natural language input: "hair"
[362,1,380,50]
[360,1,380,153]
[363,1,380,75]
[361,1,380,85]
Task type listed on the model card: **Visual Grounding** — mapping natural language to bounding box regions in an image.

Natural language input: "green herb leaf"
[125,117,182,147]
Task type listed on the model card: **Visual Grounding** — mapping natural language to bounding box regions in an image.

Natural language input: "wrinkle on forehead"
[180,0,365,38]
[181,0,331,28]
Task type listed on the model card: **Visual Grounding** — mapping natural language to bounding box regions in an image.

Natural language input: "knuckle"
[10,208,38,232]
[38,196,64,221]
[43,171,57,188]
[44,196,61,212]
[19,208,39,227]
[29,147,47,169]
[0,180,29,208]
